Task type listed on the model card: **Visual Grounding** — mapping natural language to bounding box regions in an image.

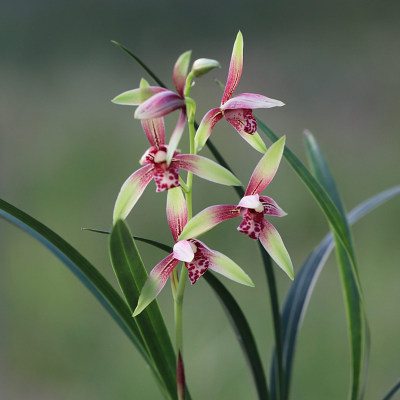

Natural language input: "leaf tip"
[132,306,141,317]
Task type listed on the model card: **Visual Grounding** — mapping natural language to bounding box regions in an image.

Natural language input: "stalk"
[173,71,196,400]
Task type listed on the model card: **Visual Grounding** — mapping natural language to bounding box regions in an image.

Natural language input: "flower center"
[154,150,167,163]
[238,194,264,213]
[173,240,196,262]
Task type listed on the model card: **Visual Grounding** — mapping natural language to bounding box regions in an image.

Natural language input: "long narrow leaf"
[112,41,166,88]
[110,220,177,400]
[382,378,400,400]
[203,271,269,400]
[270,186,400,398]
[0,198,164,385]
[259,242,284,400]
[83,228,172,253]
[305,131,368,400]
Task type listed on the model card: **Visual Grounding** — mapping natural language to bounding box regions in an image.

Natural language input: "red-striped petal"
[141,118,165,148]
[173,50,191,97]
[222,93,284,110]
[179,205,240,240]
[259,196,287,217]
[194,108,223,152]
[221,31,243,105]
[135,91,185,119]
[245,136,285,195]
[113,164,154,223]
[167,187,188,242]
[133,253,180,316]
[166,109,187,165]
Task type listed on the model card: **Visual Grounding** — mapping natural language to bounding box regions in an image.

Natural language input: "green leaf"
[304,131,367,400]
[270,185,400,399]
[82,228,172,253]
[109,220,178,400]
[111,41,166,88]
[259,242,285,400]
[0,197,165,389]
[203,271,269,400]
[382,378,400,400]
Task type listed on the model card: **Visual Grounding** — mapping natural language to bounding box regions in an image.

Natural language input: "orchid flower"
[133,187,254,316]
[179,136,294,279]
[112,51,192,162]
[195,31,285,154]
[112,116,241,224]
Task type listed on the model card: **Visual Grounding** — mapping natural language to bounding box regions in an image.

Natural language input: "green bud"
[191,58,221,77]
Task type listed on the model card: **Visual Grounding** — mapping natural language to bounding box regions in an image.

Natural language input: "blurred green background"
[1,0,399,399]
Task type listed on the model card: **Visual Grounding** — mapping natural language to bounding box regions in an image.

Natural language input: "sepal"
[176,154,242,186]
[113,164,154,223]
[173,50,191,97]
[112,86,167,105]
[135,91,185,119]
[179,205,240,240]
[208,250,254,287]
[245,136,285,195]
[222,31,243,105]
[259,220,294,280]
[133,253,179,316]
[194,108,223,152]
[167,187,188,241]
[222,93,284,110]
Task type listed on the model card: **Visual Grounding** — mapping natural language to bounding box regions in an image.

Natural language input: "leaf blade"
[272,185,400,398]
[203,271,269,400]
[304,131,367,400]
[0,198,165,387]
[109,220,178,400]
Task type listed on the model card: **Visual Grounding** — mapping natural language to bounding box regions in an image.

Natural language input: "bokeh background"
[1,1,399,399]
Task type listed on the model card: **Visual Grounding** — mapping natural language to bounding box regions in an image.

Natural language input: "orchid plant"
[111,33,293,390]
[2,31,400,400]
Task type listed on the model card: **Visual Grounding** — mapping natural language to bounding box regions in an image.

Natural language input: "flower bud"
[191,58,221,77]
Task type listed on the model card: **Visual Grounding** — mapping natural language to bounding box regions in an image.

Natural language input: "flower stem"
[259,242,285,400]
[174,73,197,400]
[175,266,186,351]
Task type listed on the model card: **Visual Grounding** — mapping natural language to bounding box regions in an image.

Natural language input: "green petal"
[133,253,179,316]
[173,50,192,97]
[179,205,240,240]
[177,154,242,186]
[239,131,267,154]
[246,135,285,196]
[112,86,166,105]
[259,220,294,279]
[113,165,153,223]
[209,250,254,287]
[167,187,188,241]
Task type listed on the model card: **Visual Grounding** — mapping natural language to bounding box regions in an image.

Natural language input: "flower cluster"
[112,31,293,315]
